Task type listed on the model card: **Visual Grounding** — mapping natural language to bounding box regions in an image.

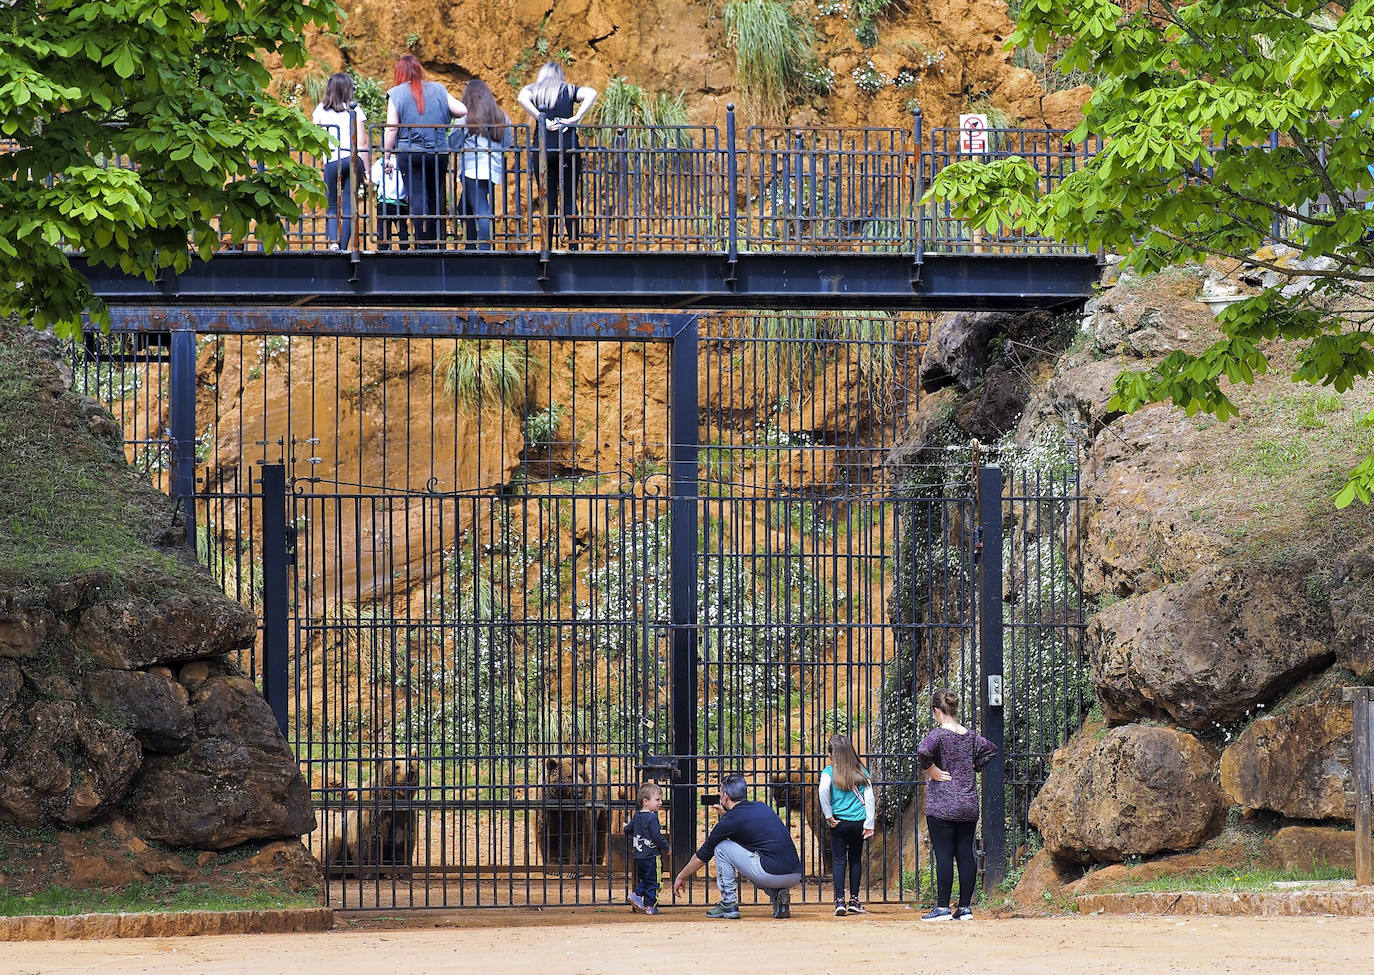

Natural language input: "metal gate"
[72,314,1085,910]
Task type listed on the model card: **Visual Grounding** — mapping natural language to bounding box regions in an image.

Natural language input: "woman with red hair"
[383,55,466,245]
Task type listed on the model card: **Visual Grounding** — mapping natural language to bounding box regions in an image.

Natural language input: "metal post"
[347,104,363,264]
[538,116,551,272]
[1345,686,1373,886]
[725,105,738,276]
[977,464,1006,889]
[260,463,290,737]
[668,317,700,880]
[169,329,198,551]
[912,106,925,274]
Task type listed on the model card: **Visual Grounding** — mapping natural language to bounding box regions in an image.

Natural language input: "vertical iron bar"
[977,464,1006,889]
[260,462,290,736]
[170,329,198,551]
[726,105,738,270]
[668,316,700,878]
[913,108,925,267]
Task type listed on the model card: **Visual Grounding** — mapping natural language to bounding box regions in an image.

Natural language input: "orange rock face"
[279,0,1079,132]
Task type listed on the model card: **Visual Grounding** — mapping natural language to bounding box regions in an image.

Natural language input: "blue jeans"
[633,857,661,907]
[323,158,362,249]
[397,151,449,244]
[711,840,802,903]
[460,176,495,250]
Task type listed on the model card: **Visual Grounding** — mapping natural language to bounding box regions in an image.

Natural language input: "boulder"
[0,604,55,659]
[1090,565,1334,728]
[0,699,142,827]
[73,589,256,670]
[85,668,195,754]
[219,839,324,894]
[1062,844,1253,896]
[1329,543,1374,679]
[1272,826,1356,872]
[1220,687,1352,820]
[1009,848,1082,908]
[1073,405,1229,598]
[1030,723,1227,863]
[130,675,314,849]
[1045,356,1126,436]
[919,311,1017,392]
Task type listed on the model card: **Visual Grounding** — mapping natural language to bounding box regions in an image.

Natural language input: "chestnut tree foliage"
[0,0,339,337]
[929,0,1374,505]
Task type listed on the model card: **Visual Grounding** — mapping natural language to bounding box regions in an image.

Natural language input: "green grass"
[0,881,317,917]
[723,0,817,123]
[435,340,530,409]
[1095,864,1353,896]
[1228,436,1311,478]
[0,335,198,597]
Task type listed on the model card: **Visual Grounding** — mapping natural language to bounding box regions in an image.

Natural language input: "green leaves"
[1,0,341,339]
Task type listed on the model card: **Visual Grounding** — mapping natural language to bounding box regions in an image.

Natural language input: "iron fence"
[12,114,1100,258]
[70,311,1086,909]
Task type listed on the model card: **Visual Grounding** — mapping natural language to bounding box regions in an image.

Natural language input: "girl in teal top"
[818,734,876,916]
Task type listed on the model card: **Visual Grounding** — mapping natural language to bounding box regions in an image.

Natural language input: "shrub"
[435,340,529,409]
[723,0,818,123]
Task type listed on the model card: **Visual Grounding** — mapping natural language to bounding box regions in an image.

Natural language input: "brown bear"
[769,761,832,875]
[536,756,599,867]
[325,753,420,878]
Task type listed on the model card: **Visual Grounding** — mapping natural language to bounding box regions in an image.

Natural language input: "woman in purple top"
[917,688,998,921]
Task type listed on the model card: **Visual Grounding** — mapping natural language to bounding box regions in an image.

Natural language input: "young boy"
[623,783,670,915]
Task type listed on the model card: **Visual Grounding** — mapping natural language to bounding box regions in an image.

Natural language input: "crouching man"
[671,772,803,919]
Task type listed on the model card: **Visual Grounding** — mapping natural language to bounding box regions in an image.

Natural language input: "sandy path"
[5,911,1372,975]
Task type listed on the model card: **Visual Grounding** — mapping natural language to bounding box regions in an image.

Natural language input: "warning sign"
[959,114,989,155]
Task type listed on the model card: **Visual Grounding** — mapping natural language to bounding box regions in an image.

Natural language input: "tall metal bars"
[70,311,1086,909]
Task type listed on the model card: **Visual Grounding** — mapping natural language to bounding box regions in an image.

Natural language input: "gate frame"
[92,309,1089,907]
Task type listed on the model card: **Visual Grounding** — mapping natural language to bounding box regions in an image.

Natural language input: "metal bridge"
[76,116,1101,322]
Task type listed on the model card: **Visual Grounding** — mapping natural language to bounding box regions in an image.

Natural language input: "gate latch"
[636,755,681,780]
[284,524,298,567]
[987,674,1003,707]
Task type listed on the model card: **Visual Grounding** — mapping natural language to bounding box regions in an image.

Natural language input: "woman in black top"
[517,62,597,251]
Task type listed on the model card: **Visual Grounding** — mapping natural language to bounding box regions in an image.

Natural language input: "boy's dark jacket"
[623,810,670,859]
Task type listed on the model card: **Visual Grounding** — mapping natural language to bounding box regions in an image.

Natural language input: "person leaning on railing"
[454,79,514,252]
[383,54,466,246]
[312,72,370,251]
[517,62,596,251]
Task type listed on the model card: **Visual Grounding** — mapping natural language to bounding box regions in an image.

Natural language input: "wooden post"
[1343,686,1373,886]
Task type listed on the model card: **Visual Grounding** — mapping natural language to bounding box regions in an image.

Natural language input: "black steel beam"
[74,252,1099,312]
[100,307,697,340]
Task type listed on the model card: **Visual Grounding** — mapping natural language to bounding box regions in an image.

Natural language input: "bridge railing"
[5,114,1102,258]
[923,127,1100,255]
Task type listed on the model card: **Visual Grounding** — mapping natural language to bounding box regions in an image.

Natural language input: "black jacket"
[623,810,670,860]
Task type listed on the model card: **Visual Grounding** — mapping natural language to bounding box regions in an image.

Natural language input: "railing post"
[725,104,738,277]
[790,129,804,243]
[977,464,1007,890]
[912,106,924,274]
[538,116,551,271]
[260,462,290,737]
[347,104,362,262]
[169,329,198,552]
[1345,686,1373,886]
[668,316,700,882]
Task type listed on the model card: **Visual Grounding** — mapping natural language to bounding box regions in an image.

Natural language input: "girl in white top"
[455,79,513,251]
[311,73,369,250]
[818,734,876,916]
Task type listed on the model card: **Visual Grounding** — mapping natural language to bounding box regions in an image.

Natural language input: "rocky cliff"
[998,260,1374,899]
[282,0,1088,130]
[0,325,319,900]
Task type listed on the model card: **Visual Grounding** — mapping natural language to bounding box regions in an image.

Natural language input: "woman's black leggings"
[926,815,977,909]
[829,819,865,900]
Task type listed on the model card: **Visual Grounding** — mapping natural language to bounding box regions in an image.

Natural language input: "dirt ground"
[5,910,1374,975]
